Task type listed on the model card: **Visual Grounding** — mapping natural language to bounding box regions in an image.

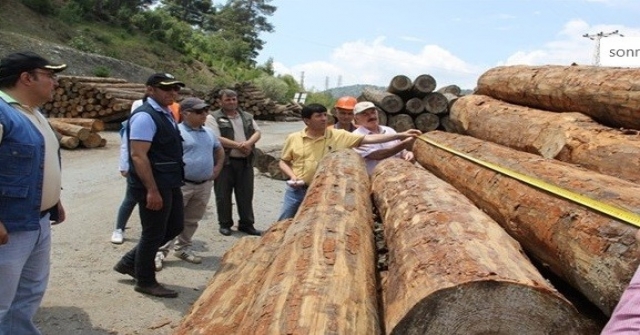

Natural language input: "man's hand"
[0,221,8,245]
[146,189,163,211]
[237,141,252,155]
[401,129,422,138]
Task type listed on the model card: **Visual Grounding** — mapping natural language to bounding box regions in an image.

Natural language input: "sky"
[255,0,640,91]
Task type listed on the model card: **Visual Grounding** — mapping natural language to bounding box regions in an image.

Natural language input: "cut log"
[237,150,381,335]
[387,113,415,132]
[476,65,640,130]
[414,112,439,132]
[387,75,413,99]
[422,92,449,115]
[378,108,387,126]
[413,131,640,315]
[362,88,404,114]
[59,135,79,149]
[450,94,640,183]
[174,221,291,335]
[411,74,436,97]
[404,97,424,115]
[372,158,597,335]
[437,84,461,96]
[80,132,103,148]
[48,117,104,132]
[48,120,90,141]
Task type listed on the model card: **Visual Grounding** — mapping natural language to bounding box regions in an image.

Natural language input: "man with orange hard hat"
[328,96,357,132]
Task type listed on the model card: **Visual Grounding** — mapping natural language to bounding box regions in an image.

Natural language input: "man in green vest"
[205,89,262,236]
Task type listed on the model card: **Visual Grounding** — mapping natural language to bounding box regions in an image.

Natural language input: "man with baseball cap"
[114,71,186,298]
[157,97,224,267]
[0,51,67,334]
[352,101,415,175]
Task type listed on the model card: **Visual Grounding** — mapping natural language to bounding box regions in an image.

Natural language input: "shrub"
[21,0,56,15]
[93,66,110,77]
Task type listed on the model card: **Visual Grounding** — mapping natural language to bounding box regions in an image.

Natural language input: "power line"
[583,30,623,66]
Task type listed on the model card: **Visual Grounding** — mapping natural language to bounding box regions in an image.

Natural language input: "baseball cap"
[0,51,67,79]
[353,101,377,114]
[145,72,185,87]
[179,97,210,112]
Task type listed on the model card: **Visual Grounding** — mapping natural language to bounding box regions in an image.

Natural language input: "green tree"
[215,0,276,64]
[162,0,216,29]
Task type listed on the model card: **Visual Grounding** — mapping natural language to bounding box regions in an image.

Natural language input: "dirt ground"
[33,120,304,335]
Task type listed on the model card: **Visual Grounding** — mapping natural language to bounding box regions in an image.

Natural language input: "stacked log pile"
[358,74,463,133]
[42,76,143,124]
[204,82,303,121]
[49,118,106,149]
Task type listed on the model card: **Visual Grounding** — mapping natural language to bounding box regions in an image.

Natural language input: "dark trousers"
[120,187,184,286]
[214,158,255,229]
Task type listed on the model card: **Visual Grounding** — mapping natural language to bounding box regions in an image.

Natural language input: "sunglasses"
[156,85,181,92]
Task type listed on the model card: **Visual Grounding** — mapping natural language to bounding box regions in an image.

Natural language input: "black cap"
[179,97,210,112]
[0,51,67,79]
[145,72,185,87]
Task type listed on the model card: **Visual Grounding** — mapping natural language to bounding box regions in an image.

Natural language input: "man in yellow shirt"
[277,103,421,220]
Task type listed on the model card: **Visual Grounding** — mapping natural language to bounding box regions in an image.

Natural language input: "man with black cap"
[0,51,67,334]
[113,72,186,298]
[157,97,224,266]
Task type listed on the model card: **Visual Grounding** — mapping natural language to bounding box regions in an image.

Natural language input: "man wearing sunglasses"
[0,51,67,334]
[113,73,186,298]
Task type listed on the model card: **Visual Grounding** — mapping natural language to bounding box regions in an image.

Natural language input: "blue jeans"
[115,185,136,230]
[277,184,308,221]
[0,214,51,335]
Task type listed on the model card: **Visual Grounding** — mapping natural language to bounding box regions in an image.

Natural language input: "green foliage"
[21,0,56,15]
[57,1,85,24]
[305,92,335,107]
[69,34,102,54]
[93,66,111,77]
[278,74,302,100]
[252,76,289,103]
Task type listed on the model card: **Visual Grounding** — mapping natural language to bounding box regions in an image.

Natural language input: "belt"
[184,179,209,185]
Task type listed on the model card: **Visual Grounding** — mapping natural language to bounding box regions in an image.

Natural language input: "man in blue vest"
[0,51,67,334]
[113,72,185,298]
[205,89,262,236]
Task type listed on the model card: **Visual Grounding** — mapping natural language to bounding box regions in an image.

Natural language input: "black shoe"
[238,226,263,236]
[134,283,178,298]
[219,227,232,236]
[114,261,136,279]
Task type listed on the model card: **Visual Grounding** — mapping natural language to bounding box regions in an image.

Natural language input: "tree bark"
[476,65,640,130]
[372,158,597,335]
[174,221,292,335]
[237,149,381,335]
[450,94,640,183]
[413,131,640,315]
[362,88,404,114]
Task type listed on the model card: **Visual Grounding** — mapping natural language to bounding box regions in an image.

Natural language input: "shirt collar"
[0,90,18,105]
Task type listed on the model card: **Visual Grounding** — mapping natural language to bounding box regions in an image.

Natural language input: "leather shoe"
[134,283,178,298]
[113,261,136,279]
[238,226,263,236]
[219,227,232,236]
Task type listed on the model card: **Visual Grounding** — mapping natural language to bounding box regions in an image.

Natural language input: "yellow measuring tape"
[418,135,640,228]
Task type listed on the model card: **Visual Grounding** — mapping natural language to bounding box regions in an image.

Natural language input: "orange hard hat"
[334,96,357,110]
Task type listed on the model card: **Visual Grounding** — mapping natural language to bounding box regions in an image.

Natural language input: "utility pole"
[325,76,329,91]
[337,75,342,88]
[299,71,305,91]
[583,30,623,66]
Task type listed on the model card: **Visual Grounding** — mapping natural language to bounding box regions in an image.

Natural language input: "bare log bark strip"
[372,158,596,335]
[238,150,381,335]
[450,94,640,183]
[362,88,404,114]
[476,65,640,130]
[174,221,291,335]
[413,131,640,315]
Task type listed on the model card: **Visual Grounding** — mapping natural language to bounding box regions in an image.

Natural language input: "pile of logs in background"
[176,65,640,334]
[356,74,462,133]
[41,76,302,149]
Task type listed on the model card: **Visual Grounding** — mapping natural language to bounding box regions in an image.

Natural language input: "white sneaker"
[174,249,202,264]
[154,252,165,271]
[110,229,124,244]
